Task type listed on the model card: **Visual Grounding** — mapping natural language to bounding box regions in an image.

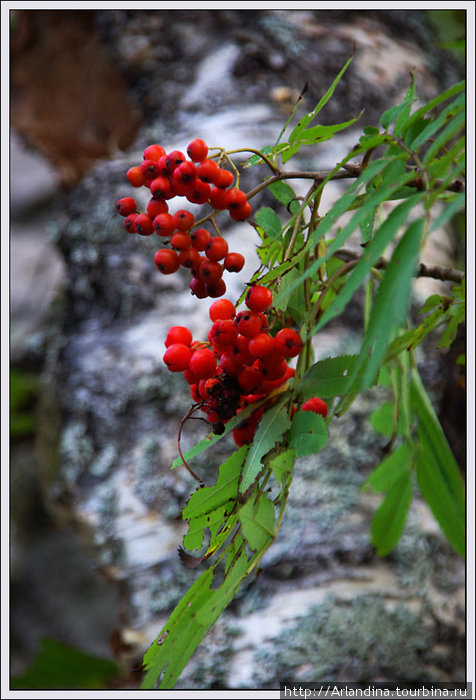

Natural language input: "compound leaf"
[289,411,328,458]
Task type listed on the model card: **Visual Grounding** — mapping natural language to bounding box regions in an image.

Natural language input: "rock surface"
[10,9,465,688]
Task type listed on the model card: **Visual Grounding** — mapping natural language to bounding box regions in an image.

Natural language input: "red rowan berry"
[233,421,256,446]
[248,332,275,359]
[186,179,211,204]
[189,278,208,299]
[224,252,245,272]
[199,260,223,285]
[220,351,240,376]
[140,159,161,180]
[197,159,221,184]
[173,209,195,231]
[146,198,169,219]
[178,247,201,269]
[229,201,252,221]
[259,356,288,380]
[215,168,234,189]
[187,138,208,162]
[238,365,264,393]
[163,343,192,372]
[302,397,328,418]
[165,326,193,348]
[225,188,247,210]
[116,197,137,216]
[234,335,254,367]
[274,328,303,358]
[123,213,138,233]
[134,213,154,236]
[206,278,227,298]
[209,298,236,322]
[246,285,273,313]
[191,228,212,251]
[165,150,186,173]
[154,248,180,274]
[235,310,262,339]
[143,144,166,161]
[157,154,172,177]
[209,319,238,351]
[206,237,229,262]
[183,368,199,385]
[189,348,217,379]
[150,176,174,200]
[126,166,146,187]
[171,231,192,251]
[153,213,175,237]
[172,161,197,186]
[209,187,229,210]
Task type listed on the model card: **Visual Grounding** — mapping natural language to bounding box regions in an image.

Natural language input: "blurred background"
[8,8,466,691]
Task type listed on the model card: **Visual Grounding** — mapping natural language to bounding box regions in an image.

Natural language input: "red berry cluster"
[163,285,326,446]
[116,139,251,298]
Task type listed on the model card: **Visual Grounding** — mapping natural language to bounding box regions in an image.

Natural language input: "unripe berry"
[154,248,180,274]
[209,299,236,322]
[274,328,304,358]
[126,166,146,187]
[163,343,192,372]
[302,397,328,418]
[246,285,273,313]
[187,138,208,162]
[224,252,245,272]
[206,237,229,262]
[165,326,193,348]
[116,197,137,216]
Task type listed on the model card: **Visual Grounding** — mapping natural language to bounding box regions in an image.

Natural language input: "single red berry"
[146,198,169,219]
[187,138,208,162]
[189,277,208,299]
[206,237,229,262]
[209,187,229,210]
[233,421,257,447]
[116,197,137,216]
[154,248,180,274]
[163,343,192,372]
[165,326,193,348]
[302,397,328,418]
[197,159,221,184]
[172,161,197,186]
[220,351,240,376]
[229,201,252,221]
[245,285,273,313]
[170,231,192,251]
[248,332,275,359]
[206,278,227,298]
[123,213,138,233]
[126,166,146,187]
[224,252,245,273]
[189,348,217,379]
[143,144,166,161]
[225,188,247,210]
[178,247,201,269]
[209,299,236,322]
[140,159,161,180]
[165,150,186,173]
[186,179,211,204]
[150,176,175,200]
[199,260,223,285]
[153,212,175,237]
[173,209,195,231]
[238,365,264,393]
[209,319,238,351]
[134,213,154,236]
[259,356,288,380]
[234,310,262,339]
[191,228,212,251]
[157,154,172,177]
[274,328,303,358]
[215,168,234,189]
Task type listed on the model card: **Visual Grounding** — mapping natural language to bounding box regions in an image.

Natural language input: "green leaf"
[438,301,465,348]
[409,92,465,151]
[369,402,404,437]
[268,180,300,213]
[11,639,118,690]
[289,115,360,146]
[289,411,328,458]
[411,369,465,556]
[363,443,412,493]
[370,472,413,556]
[297,355,363,400]
[239,493,276,551]
[423,110,465,165]
[240,397,291,493]
[400,80,465,141]
[343,218,425,397]
[313,194,424,333]
[380,74,416,132]
[255,206,282,238]
[268,448,296,486]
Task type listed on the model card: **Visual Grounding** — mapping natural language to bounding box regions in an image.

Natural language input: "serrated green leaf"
[370,472,413,556]
[268,448,296,485]
[297,355,363,400]
[289,411,328,458]
[363,443,412,493]
[268,180,299,209]
[240,397,291,493]
[313,194,424,333]
[255,206,282,238]
[342,218,425,398]
[239,493,276,551]
[411,368,465,556]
